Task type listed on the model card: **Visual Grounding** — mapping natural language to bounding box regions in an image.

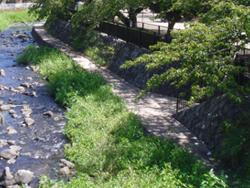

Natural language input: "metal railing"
[136,21,180,36]
[97,21,166,49]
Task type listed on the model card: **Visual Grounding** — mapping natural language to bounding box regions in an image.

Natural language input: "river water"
[0,23,68,187]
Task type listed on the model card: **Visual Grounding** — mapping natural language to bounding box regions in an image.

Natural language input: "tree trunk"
[166,14,182,43]
[167,20,176,36]
[128,12,137,27]
[115,7,143,27]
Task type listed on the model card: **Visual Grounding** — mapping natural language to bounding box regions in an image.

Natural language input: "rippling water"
[0,23,68,187]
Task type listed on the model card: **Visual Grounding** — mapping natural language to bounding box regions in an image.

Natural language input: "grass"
[0,8,37,31]
[72,34,114,67]
[17,45,228,187]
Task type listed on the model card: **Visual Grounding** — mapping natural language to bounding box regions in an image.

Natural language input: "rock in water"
[0,105,10,111]
[60,159,75,168]
[0,69,6,77]
[9,145,22,153]
[25,118,34,126]
[0,167,16,187]
[20,82,31,88]
[14,170,34,185]
[59,167,71,176]
[0,149,18,159]
[43,111,54,117]
[6,127,18,134]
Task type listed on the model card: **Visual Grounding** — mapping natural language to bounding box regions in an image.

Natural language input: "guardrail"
[136,21,180,36]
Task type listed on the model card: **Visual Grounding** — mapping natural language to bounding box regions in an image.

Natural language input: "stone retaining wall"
[174,94,250,151]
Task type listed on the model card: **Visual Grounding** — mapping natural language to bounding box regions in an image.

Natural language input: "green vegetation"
[29,0,250,104]
[219,113,250,187]
[17,45,227,187]
[122,0,250,104]
[0,8,37,31]
[72,34,114,67]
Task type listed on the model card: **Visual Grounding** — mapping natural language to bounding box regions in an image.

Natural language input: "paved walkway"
[32,22,214,165]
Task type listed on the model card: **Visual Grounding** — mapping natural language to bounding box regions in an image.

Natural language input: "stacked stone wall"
[174,95,250,151]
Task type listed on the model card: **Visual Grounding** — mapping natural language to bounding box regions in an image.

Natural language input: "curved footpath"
[31,22,214,166]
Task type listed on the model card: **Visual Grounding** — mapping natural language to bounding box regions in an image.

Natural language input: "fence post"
[153,32,156,45]
[158,26,160,35]
[99,23,101,33]
[176,78,179,114]
[116,23,119,38]
[176,91,179,114]
[142,23,144,29]
[126,26,129,43]
[139,28,142,48]
[107,22,110,36]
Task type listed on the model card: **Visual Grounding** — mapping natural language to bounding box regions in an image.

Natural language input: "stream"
[0,23,70,187]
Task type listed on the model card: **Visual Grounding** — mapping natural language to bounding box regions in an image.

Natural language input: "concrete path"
[32,22,214,165]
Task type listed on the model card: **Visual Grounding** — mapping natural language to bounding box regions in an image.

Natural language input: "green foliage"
[202,169,228,188]
[28,0,74,21]
[72,33,114,67]
[83,45,114,67]
[122,0,250,103]
[71,0,148,28]
[0,8,37,31]
[220,112,250,185]
[17,45,227,187]
[149,0,210,35]
[17,45,105,106]
[17,44,40,65]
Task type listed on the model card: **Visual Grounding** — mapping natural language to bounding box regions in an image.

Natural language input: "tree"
[149,0,210,36]
[122,0,250,103]
[29,0,76,21]
[71,0,151,28]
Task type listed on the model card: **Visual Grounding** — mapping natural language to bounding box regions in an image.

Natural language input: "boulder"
[6,127,18,135]
[9,145,22,153]
[14,170,34,185]
[0,149,19,159]
[60,159,75,169]
[43,111,54,117]
[0,167,16,187]
[0,140,8,149]
[0,69,6,77]
[24,118,34,126]
[59,167,71,176]
[0,105,10,111]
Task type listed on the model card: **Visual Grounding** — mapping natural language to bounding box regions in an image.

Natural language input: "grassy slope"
[0,8,37,31]
[17,45,227,188]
